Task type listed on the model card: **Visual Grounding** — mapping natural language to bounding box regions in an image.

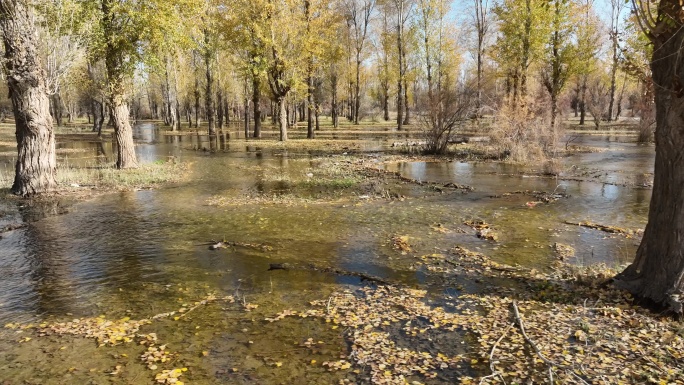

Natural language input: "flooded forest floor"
[0,122,682,385]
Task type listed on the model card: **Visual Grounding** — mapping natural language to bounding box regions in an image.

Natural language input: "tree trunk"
[244,97,249,138]
[614,17,684,314]
[50,93,63,127]
[331,72,339,128]
[217,88,224,130]
[278,96,288,141]
[110,101,138,169]
[402,76,410,125]
[607,30,618,122]
[97,101,105,137]
[382,82,389,121]
[1,0,56,196]
[252,76,261,138]
[194,77,201,129]
[579,76,587,126]
[396,1,404,131]
[307,73,314,138]
[205,45,215,136]
[354,58,361,125]
[101,0,137,169]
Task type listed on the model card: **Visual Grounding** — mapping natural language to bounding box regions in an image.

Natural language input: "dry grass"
[489,104,560,163]
[0,160,191,193]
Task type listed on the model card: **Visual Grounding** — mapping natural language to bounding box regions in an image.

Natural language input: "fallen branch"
[206,240,274,251]
[511,301,591,385]
[267,263,392,285]
[479,322,513,385]
[563,221,641,236]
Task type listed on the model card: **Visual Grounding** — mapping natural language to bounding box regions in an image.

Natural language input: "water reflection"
[0,125,655,334]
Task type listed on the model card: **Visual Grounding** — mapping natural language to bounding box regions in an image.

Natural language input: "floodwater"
[0,123,653,384]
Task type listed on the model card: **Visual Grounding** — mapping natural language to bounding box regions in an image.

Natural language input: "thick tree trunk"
[111,102,138,169]
[278,96,288,141]
[615,20,684,314]
[1,0,56,196]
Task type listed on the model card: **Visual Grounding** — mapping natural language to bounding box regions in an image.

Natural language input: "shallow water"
[0,124,654,384]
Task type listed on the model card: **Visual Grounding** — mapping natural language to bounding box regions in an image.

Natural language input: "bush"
[489,102,559,163]
[420,87,475,155]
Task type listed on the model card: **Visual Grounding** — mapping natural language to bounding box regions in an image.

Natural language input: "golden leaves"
[391,235,412,254]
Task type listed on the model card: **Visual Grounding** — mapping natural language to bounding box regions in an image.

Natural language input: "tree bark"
[579,76,587,125]
[396,0,404,131]
[217,88,224,130]
[204,30,215,136]
[331,71,339,128]
[615,9,684,314]
[402,76,410,125]
[252,76,261,138]
[1,0,57,196]
[110,101,137,169]
[101,1,137,169]
[307,72,314,138]
[278,96,288,141]
[194,76,201,129]
[607,31,618,122]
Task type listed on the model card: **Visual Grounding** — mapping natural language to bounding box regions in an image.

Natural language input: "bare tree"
[607,0,624,121]
[394,0,412,130]
[473,0,491,118]
[422,86,475,154]
[345,0,375,125]
[586,77,609,130]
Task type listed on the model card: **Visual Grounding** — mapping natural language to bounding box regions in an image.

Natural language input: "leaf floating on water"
[391,235,412,254]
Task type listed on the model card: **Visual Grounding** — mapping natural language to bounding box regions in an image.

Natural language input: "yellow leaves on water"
[36,316,152,347]
[267,286,464,384]
[243,303,259,312]
[322,360,352,371]
[154,367,186,384]
[391,235,412,254]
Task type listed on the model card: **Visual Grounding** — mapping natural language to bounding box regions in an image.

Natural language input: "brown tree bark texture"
[617,13,684,313]
[0,0,57,196]
[111,102,138,169]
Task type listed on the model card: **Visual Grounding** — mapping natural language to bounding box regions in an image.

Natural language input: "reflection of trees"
[19,200,75,317]
[13,193,167,319]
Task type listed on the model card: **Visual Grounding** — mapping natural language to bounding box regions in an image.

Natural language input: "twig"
[479,322,513,385]
[511,301,580,385]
